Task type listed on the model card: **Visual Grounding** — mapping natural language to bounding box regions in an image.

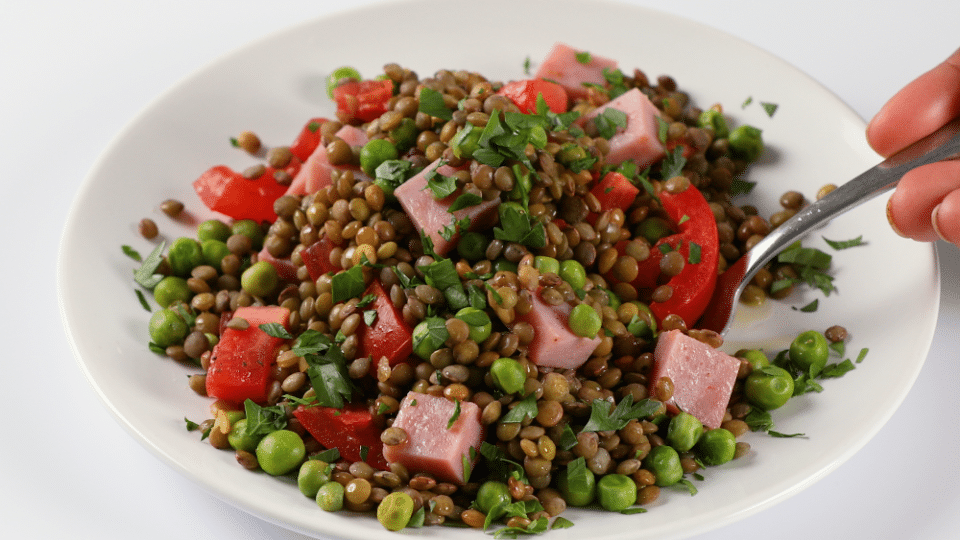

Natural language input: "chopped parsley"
[582,395,659,432]
[291,329,356,408]
[824,235,865,250]
[447,399,462,429]
[418,86,453,120]
[133,241,166,289]
[761,102,779,117]
[575,50,592,64]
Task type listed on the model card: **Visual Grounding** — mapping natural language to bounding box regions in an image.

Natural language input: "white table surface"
[4,1,958,538]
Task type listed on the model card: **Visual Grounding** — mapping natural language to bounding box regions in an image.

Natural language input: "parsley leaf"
[575,50,591,64]
[593,108,627,139]
[493,204,546,249]
[729,178,756,196]
[761,102,779,117]
[135,289,151,312]
[122,245,142,262]
[659,145,687,180]
[331,264,367,303]
[243,399,288,438]
[823,235,865,250]
[293,329,356,408]
[259,323,294,339]
[133,241,166,289]
[501,394,539,423]
[447,400,462,429]
[448,192,482,212]
[418,86,452,120]
[582,395,659,432]
[424,160,458,199]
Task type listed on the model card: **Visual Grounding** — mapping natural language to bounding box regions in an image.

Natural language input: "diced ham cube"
[580,88,665,169]
[382,392,483,485]
[534,42,618,100]
[650,330,740,429]
[516,291,601,370]
[393,158,500,256]
[286,125,370,196]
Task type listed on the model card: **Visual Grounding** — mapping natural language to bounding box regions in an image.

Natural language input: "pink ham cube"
[650,330,740,429]
[581,88,665,169]
[534,42,618,100]
[393,158,500,256]
[286,125,370,196]
[516,291,601,370]
[382,392,483,485]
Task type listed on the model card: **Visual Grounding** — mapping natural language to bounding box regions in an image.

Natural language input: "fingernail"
[931,203,948,242]
[886,197,908,238]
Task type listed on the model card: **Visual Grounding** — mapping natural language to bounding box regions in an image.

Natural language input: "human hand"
[866,47,960,245]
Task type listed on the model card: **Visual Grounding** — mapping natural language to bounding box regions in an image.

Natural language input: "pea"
[728,124,764,162]
[231,219,264,250]
[325,66,362,98]
[666,412,703,453]
[412,317,449,360]
[241,260,279,298]
[643,444,683,487]
[475,481,511,514]
[492,258,518,274]
[735,348,769,370]
[316,480,345,512]
[389,117,418,153]
[167,237,204,276]
[596,473,638,512]
[558,458,596,507]
[255,429,306,476]
[455,307,492,344]
[297,459,332,498]
[449,123,481,159]
[457,232,488,261]
[377,491,415,531]
[197,219,232,243]
[696,428,736,466]
[227,419,262,453]
[789,330,829,376]
[558,259,586,290]
[360,139,398,177]
[153,276,191,308]
[697,109,729,138]
[490,357,526,394]
[744,365,794,410]
[569,303,602,338]
[201,239,231,268]
[533,255,560,275]
[149,308,189,348]
[635,217,673,245]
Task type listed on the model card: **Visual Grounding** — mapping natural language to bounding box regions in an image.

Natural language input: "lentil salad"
[127,44,865,534]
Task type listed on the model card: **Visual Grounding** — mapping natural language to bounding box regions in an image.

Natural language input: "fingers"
[887,161,960,242]
[866,47,960,157]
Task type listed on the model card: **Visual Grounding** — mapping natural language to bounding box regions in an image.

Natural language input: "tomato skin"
[497,79,569,114]
[333,79,394,123]
[357,280,414,370]
[590,171,640,214]
[300,236,342,281]
[192,163,298,223]
[293,403,388,469]
[289,117,329,162]
[205,306,290,404]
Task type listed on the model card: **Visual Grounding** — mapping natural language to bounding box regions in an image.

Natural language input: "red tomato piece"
[590,171,640,214]
[333,79,394,123]
[205,306,290,404]
[293,403,388,470]
[289,117,329,162]
[357,280,414,369]
[497,79,569,114]
[300,236,342,281]
[192,163,296,223]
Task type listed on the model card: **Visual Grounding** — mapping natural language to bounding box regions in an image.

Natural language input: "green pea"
[241,260,279,298]
[316,480,345,512]
[490,357,526,395]
[596,473,638,512]
[635,217,673,245]
[697,109,730,138]
[696,428,737,466]
[735,348,769,370]
[789,330,829,376]
[389,117,418,154]
[728,124,764,162]
[377,491,415,531]
[167,237,204,276]
[626,302,657,338]
[360,139,398,177]
[197,219,232,243]
[297,459,332,498]
[231,219,264,250]
[666,412,703,453]
[558,458,596,507]
[412,317,449,360]
[255,429,306,476]
[227,419,261,453]
[148,308,189,348]
[643,444,683,487]
[455,307,492,344]
[533,255,560,275]
[558,259,586,290]
[457,232,488,261]
[325,66,362,98]
[556,142,588,165]
[569,303,602,338]
[475,481,511,514]
[201,239,231,268]
[492,258,518,274]
[449,123,481,159]
[744,365,794,410]
[153,276,191,308]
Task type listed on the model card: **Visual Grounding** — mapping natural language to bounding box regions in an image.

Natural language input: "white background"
[3,0,958,539]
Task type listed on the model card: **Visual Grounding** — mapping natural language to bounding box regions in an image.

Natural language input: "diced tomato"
[590,171,640,213]
[357,280,414,369]
[289,117,329,162]
[300,236,342,281]
[205,306,290,404]
[293,403,388,470]
[333,79,394,123]
[192,163,296,223]
[497,79,569,114]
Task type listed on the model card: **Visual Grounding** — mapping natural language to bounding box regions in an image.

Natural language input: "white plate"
[58,0,939,538]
